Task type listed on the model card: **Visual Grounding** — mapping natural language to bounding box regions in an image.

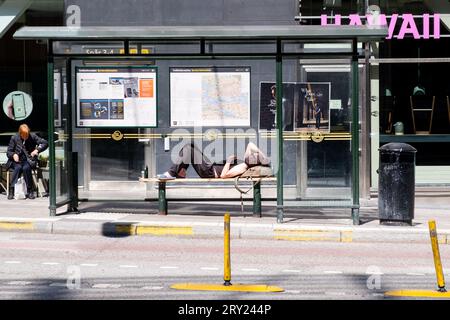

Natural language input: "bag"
[26,157,38,169]
[14,177,27,199]
[21,145,38,169]
[240,165,274,178]
[244,152,270,168]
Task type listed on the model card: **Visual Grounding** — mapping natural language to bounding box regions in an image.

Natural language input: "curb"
[1,218,449,244]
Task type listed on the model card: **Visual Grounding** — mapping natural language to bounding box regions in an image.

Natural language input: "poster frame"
[75,65,158,128]
[169,66,251,128]
[258,81,331,133]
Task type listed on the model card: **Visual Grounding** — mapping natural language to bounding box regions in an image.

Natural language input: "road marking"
[119,265,138,268]
[49,282,67,287]
[92,284,121,289]
[282,269,302,273]
[241,268,260,272]
[4,261,21,264]
[200,267,219,271]
[325,291,347,296]
[42,262,60,266]
[160,266,179,269]
[142,286,164,290]
[80,263,98,267]
[406,273,426,276]
[324,270,343,274]
[7,281,31,286]
[284,290,301,294]
[372,293,385,297]
[365,271,384,275]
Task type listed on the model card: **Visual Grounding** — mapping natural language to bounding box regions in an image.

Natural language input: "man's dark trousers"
[11,161,33,193]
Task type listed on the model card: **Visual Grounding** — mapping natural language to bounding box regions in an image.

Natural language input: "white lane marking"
[49,282,67,287]
[80,263,98,267]
[324,271,343,274]
[119,265,138,268]
[282,269,302,273]
[284,290,301,294]
[200,267,219,271]
[325,291,347,296]
[372,293,385,297]
[142,286,164,290]
[42,262,60,266]
[92,284,121,289]
[406,273,426,276]
[365,271,384,275]
[8,281,32,286]
[4,261,21,264]
[241,268,260,272]
[160,266,178,269]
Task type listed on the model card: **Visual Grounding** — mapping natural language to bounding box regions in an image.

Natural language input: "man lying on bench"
[157,142,270,179]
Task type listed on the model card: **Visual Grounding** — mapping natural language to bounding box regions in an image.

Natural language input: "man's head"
[19,124,30,140]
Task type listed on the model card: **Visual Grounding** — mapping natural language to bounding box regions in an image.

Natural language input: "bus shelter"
[13,25,387,224]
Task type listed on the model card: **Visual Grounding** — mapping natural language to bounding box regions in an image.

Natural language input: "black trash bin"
[378,142,417,226]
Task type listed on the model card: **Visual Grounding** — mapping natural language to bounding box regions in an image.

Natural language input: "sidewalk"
[0,193,450,244]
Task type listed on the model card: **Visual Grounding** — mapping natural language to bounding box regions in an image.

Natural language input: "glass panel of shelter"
[281,56,354,207]
[53,58,70,204]
[57,38,357,211]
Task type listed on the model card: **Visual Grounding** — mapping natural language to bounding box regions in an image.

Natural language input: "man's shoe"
[156,172,176,180]
[27,192,36,200]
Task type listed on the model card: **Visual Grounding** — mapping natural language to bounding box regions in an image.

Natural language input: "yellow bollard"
[429,220,447,292]
[224,213,232,286]
[170,212,283,293]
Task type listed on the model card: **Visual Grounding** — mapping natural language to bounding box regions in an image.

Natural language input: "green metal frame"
[276,42,284,223]
[47,58,57,216]
[351,39,360,225]
[19,25,387,220]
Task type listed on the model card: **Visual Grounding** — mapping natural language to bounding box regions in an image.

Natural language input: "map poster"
[295,82,330,133]
[76,67,157,128]
[170,67,251,127]
[259,82,295,131]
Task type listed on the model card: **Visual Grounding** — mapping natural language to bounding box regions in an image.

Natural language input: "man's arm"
[32,133,49,153]
[6,136,16,160]
[220,163,248,179]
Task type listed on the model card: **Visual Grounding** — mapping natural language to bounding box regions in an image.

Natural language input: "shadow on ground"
[75,201,379,225]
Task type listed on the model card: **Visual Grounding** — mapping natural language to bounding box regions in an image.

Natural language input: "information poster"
[259,82,330,133]
[170,67,250,127]
[76,67,157,127]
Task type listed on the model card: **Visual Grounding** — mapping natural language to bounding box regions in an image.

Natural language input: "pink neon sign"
[320,14,441,39]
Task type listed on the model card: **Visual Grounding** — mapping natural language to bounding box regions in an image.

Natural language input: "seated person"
[6,124,48,200]
[158,142,270,179]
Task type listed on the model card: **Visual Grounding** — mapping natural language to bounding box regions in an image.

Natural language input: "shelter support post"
[276,42,284,224]
[252,181,261,218]
[47,55,56,217]
[351,39,360,225]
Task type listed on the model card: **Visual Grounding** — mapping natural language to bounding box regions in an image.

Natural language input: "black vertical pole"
[276,39,284,224]
[47,41,56,217]
[351,38,360,225]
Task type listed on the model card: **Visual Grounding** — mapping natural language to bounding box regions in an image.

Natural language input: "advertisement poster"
[295,82,330,133]
[259,82,295,131]
[170,67,250,127]
[54,71,62,127]
[76,67,157,127]
[259,82,330,133]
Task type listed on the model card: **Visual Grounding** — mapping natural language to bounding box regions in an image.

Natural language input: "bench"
[139,176,277,217]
